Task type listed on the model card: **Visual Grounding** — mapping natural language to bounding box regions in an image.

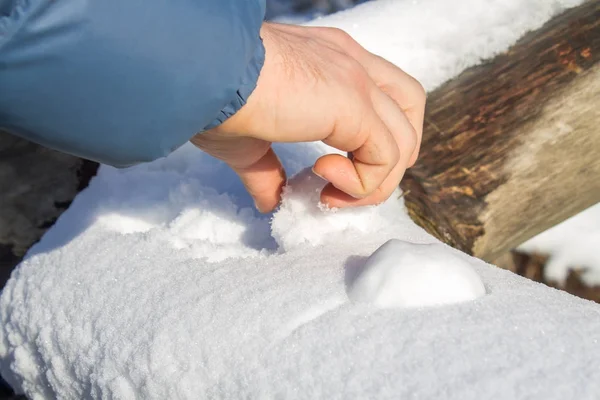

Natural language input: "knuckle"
[337,56,368,87]
[326,27,356,46]
[408,76,427,105]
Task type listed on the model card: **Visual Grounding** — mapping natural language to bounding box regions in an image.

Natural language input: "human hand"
[191,22,425,213]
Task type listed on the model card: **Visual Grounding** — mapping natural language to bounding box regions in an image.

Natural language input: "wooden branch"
[400,0,600,261]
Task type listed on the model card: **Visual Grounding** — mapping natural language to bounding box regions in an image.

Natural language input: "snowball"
[349,239,486,308]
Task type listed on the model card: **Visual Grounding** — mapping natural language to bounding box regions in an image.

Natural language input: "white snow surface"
[520,203,600,285]
[2,0,600,399]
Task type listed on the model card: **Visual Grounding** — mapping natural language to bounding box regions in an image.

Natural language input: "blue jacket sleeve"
[0,0,266,167]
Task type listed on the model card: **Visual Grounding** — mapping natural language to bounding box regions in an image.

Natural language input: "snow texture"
[520,203,600,285]
[271,168,410,252]
[2,0,599,399]
[349,239,486,308]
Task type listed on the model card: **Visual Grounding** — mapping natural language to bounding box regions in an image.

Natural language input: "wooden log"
[400,0,600,261]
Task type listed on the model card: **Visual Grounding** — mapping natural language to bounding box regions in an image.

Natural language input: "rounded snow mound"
[349,239,486,308]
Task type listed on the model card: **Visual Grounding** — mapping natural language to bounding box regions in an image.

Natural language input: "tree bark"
[400,0,600,261]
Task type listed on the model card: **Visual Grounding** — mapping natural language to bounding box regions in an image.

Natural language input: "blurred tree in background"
[266,0,367,20]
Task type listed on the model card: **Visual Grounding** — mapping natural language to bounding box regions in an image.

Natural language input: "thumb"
[190,133,286,213]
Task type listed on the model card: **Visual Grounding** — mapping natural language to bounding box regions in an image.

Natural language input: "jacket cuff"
[204,38,266,130]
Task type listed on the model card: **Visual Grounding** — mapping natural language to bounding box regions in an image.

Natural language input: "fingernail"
[312,167,326,180]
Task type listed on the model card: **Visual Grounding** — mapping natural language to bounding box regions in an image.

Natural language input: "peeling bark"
[400,0,600,261]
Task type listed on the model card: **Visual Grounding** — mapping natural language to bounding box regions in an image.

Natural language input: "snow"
[1,0,599,399]
[349,239,486,308]
[271,168,410,252]
[307,0,583,91]
[520,203,600,285]
[274,172,486,309]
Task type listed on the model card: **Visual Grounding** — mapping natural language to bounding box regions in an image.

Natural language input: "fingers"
[313,27,426,166]
[310,52,418,206]
[320,86,417,208]
[313,96,400,199]
[191,133,286,213]
[364,55,425,166]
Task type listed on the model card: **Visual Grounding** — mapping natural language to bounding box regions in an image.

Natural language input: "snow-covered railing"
[1,0,599,398]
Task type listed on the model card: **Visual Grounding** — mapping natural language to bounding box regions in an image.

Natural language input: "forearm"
[0,0,266,166]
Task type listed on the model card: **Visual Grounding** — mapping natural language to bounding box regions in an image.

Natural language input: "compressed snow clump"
[349,239,486,308]
[271,168,408,252]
